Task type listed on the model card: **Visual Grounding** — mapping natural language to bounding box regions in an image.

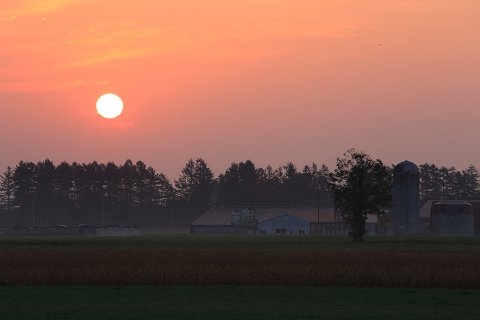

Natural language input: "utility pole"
[317,203,320,223]
[102,196,105,227]
[102,185,108,228]
[32,197,35,227]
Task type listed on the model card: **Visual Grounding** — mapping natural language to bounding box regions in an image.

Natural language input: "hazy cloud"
[0,0,90,16]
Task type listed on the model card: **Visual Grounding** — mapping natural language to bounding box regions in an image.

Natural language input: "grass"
[0,286,479,320]
[0,234,479,252]
[0,235,479,287]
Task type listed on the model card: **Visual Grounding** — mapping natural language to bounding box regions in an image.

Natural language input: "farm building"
[0,226,143,237]
[431,201,474,235]
[420,200,480,235]
[191,206,378,235]
[257,214,311,235]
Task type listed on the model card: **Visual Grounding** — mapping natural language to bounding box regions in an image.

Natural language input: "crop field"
[0,234,479,287]
[0,235,479,319]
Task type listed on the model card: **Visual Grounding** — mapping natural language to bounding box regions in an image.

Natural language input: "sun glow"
[96,93,123,119]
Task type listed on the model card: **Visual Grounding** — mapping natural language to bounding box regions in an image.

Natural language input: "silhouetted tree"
[218,160,258,205]
[256,165,282,205]
[0,166,15,210]
[34,159,56,225]
[13,161,37,213]
[237,160,257,204]
[302,163,331,206]
[281,162,303,205]
[419,163,480,201]
[329,149,391,242]
[419,163,440,200]
[120,160,137,210]
[156,173,175,207]
[461,165,480,199]
[54,162,75,223]
[175,159,215,210]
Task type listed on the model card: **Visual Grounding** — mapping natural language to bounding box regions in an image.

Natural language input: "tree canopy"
[329,149,392,241]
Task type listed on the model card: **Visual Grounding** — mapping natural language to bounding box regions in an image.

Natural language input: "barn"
[191,206,378,235]
[191,206,336,234]
[257,214,310,235]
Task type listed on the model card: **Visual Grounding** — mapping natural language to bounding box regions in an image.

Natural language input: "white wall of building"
[257,214,310,235]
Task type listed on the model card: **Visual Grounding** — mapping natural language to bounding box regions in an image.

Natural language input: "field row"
[1,248,478,288]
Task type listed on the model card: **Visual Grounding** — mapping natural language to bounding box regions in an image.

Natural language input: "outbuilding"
[431,201,474,235]
[257,213,310,235]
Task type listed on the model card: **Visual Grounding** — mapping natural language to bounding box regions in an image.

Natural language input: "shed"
[431,201,474,235]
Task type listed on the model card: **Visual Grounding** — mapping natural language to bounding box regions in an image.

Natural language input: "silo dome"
[394,160,419,174]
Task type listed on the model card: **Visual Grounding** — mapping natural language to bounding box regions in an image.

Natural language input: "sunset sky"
[1,0,479,178]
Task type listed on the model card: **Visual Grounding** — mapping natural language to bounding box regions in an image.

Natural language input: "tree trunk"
[351,211,366,242]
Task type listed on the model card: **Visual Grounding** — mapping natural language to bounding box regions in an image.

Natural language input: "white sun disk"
[96,93,123,119]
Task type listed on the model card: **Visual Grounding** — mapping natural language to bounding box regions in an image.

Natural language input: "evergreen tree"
[218,160,258,205]
[34,159,57,225]
[460,165,480,199]
[156,173,175,207]
[0,166,15,210]
[13,161,37,212]
[175,159,215,210]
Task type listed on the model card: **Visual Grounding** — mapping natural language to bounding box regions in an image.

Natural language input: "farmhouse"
[191,206,378,235]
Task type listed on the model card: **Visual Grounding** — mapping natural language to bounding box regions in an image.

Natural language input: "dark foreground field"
[0,235,479,287]
[1,286,479,320]
[1,235,479,319]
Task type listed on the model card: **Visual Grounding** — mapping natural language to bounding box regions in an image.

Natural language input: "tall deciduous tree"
[329,149,391,242]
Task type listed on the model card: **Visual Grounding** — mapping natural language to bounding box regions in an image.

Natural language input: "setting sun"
[96,93,124,119]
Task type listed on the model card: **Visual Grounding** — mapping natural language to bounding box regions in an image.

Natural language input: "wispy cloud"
[0,16,16,22]
[0,0,371,93]
[0,78,110,92]
[0,0,89,16]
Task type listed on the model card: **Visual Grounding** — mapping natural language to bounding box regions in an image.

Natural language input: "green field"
[1,234,479,251]
[0,235,479,319]
[1,286,479,320]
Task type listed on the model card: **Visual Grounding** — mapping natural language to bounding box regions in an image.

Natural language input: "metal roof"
[257,213,311,225]
[192,206,336,226]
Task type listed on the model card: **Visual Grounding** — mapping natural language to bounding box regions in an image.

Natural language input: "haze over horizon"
[1,0,478,178]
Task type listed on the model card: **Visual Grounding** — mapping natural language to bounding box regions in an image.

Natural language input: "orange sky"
[1,0,479,177]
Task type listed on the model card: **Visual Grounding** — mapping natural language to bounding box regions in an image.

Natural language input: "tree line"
[0,157,479,227]
[419,164,480,200]
[0,159,332,226]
